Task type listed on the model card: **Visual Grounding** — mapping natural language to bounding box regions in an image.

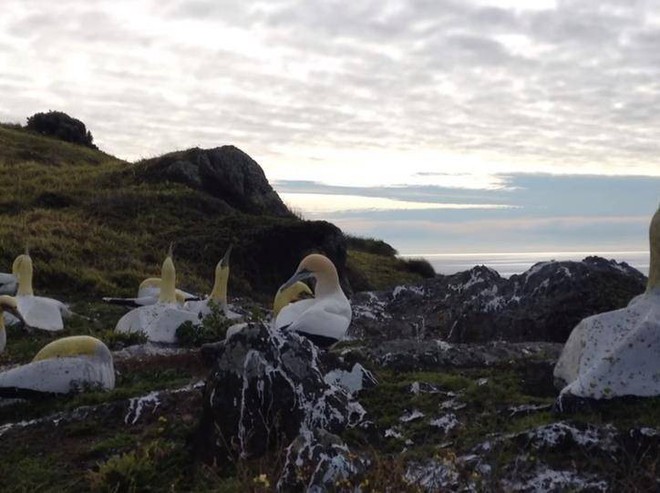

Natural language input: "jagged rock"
[0,382,203,439]
[277,428,367,492]
[349,257,646,343]
[139,146,291,216]
[195,323,365,464]
[346,340,562,372]
[466,421,660,492]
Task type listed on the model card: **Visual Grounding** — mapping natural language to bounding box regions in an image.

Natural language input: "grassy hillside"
[0,124,431,301]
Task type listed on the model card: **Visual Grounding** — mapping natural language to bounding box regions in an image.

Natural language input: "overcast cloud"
[1,0,658,266]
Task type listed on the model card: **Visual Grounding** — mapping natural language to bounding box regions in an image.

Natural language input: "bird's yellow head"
[12,253,34,296]
[32,335,103,362]
[273,281,314,316]
[281,254,340,297]
[210,245,232,304]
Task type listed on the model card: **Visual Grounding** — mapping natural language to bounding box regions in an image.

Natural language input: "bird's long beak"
[280,269,313,292]
[220,245,233,267]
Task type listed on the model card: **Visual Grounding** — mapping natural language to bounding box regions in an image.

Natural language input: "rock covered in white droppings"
[400,409,425,423]
[429,413,460,434]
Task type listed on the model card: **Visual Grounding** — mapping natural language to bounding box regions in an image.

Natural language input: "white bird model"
[0,295,25,353]
[185,245,241,320]
[0,335,115,396]
[274,254,351,348]
[11,253,69,331]
[115,251,199,343]
[103,276,197,307]
[0,272,17,295]
[554,205,660,400]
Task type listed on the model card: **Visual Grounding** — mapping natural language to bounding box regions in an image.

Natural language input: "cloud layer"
[2,0,660,185]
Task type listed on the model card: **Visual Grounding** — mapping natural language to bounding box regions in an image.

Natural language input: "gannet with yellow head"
[274,254,351,348]
[102,277,197,307]
[0,295,24,353]
[273,281,314,317]
[115,251,200,343]
[0,335,114,394]
[185,245,242,320]
[11,253,69,332]
[554,205,660,400]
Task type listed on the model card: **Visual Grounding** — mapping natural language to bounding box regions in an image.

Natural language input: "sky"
[1,0,659,271]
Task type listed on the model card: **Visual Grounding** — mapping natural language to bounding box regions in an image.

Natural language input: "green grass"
[347,250,430,291]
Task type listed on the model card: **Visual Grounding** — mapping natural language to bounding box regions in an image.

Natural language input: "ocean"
[400,251,650,278]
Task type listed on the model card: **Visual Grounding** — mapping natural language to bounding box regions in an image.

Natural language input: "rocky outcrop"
[195,323,366,465]
[350,257,646,343]
[138,146,291,216]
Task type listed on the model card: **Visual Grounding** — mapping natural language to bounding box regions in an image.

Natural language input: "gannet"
[554,205,660,400]
[103,277,197,307]
[0,269,17,295]
[274,254,351,348]
[185,245,241,320]
[11,253,69,331]
[0,295,25,353]
[0,336,114,395]
[273,281,314,317]
[115,252,199,343]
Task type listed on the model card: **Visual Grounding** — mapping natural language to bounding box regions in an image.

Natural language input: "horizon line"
[399,250,648,258]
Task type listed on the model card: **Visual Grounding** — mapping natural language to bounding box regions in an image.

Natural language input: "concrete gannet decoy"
[185,245,241,320]
[0,254,22,296]
[274,254,351,348]
[0,295,25,353]
[11,253,69,331]
[0,265,17,295]
[554,205,660,401]
[103,277,197,307]
[0,336,114,395]
[273,281,314,318]
[115,251,199,343]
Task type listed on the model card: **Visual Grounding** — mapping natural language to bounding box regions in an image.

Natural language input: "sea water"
[400,251,649,278]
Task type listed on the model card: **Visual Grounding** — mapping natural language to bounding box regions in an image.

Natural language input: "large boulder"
[349,257,646,343]
[195,323,365,465]
[137,146,291,216]
[26,111,97,149]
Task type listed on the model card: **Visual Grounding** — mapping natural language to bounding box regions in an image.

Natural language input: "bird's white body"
[116,302,199,343]
[554,289,660,399]
[9,253,68,331]
[14,295,67,331]
[274,254,351,347]
[0,336,115,394]
[555,206,660,400]
[114,253,199,343]
[275,295,351,345]
[0,273,17,295]
[103,279,195,307]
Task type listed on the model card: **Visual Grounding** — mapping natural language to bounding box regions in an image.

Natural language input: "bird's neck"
[159,258,177,303]
[17,268,33,296]
[314,271,342,298]
[209,266,229,306]
[647,208,659,292]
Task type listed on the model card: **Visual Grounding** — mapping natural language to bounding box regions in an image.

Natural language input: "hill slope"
[0,125,428,300]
